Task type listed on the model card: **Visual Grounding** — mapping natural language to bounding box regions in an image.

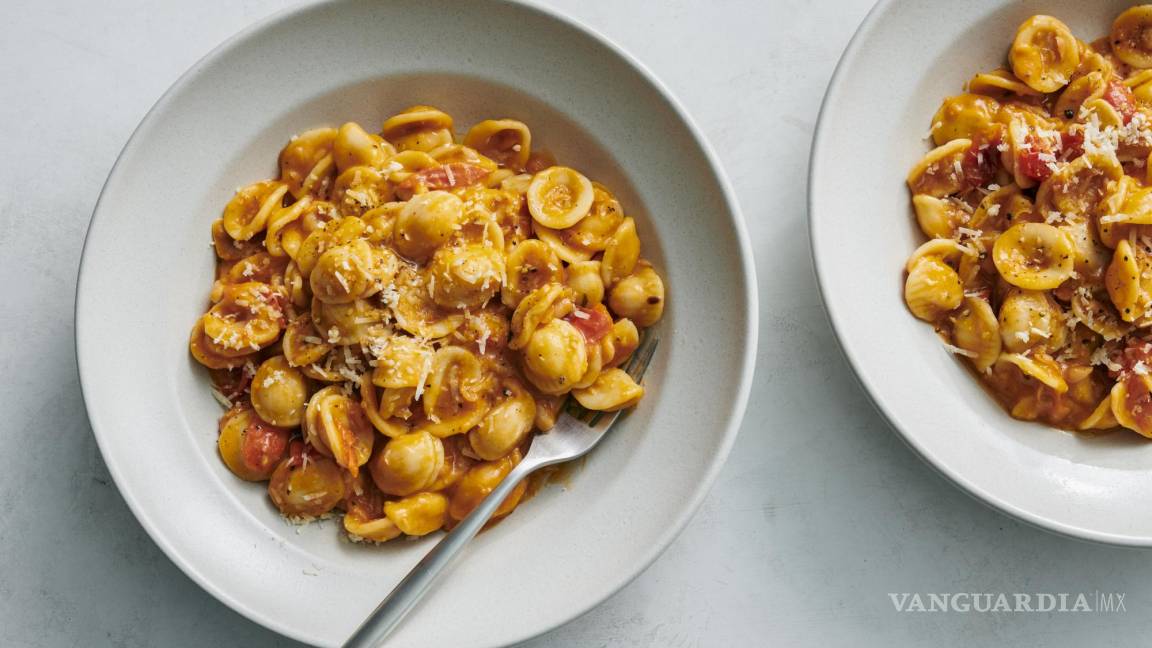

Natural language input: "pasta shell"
[912,195,967,239]
[969,184,1034,232]
[1071,288,1133,340]
[266,198,337,259]
[1104,183,1152,226]
[427,243,504,310]
[1111,375,1152,437]
[607,261,665,327]
[906,138,971,197]
[600,217,642,287]
[604,318,640,368]
[905,238,977,272]
[966,68,1043,98]
[1098,177,1138,248]
[951,297,1001,371]
[311,296,388,346]
[1059,216,1109,280]
[331,165,393,217]
[448,451,526,521]
[1009,15,1080,93]
[416,346,492,438]
[384,492,449,537]
[281,313,332,368]
[279,127,337,200]
[268,449,346,519]
[463,119,532,170]
[523,319,589,395]
[200,282,286,353]
[469,378,536,461]
[295,216,367,279]
[991,222,1076,290]
[509,283,575,350]
[428,144,499,173]
[1112,6,1152,69]
[526,166,594,229]
[381,105,454,152]
[1105,239,1147,322]
[998,352,1069,393]
[333,122,394,173]
[567,260,606,306]
[310,239,398,304]
[1081,97,1124,128]
[368,431,444,496]
[188,319,257,369]
[250,356,308,427]
[371,336,434,389]
[572,368,645,412]
[1053,71,1106,118]
[217,404,290,482]
[1080,393,1120,431]
[211,218,264,261]
[390,266,466,339]
[930,94,1002,146]
[1035,152,1122,216]
[502,239,565,309]
[300,345,370,383]
[998,288,1066,353]
[223,181,289,242]
[393,191,463,263]
[903,257,963,321]
[304,385,375,476]
[344,511,402,543]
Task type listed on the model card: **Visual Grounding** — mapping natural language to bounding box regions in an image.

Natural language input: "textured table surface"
[4,0,1152,646]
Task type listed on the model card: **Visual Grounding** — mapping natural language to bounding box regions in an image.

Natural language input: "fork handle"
[343,457,541,648]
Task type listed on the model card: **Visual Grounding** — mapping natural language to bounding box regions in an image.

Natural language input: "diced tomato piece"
[401,163,490,192]
[564,307,612,344]
[1103,80,1137,125]
[285,439,307,468]
[1016,147,1054,182]
[1060,130,1084,161]
[284,438,325,469]
[241,418,291,474]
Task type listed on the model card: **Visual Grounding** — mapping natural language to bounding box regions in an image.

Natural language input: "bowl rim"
[807,0,1152,548]
[73,0,761,642]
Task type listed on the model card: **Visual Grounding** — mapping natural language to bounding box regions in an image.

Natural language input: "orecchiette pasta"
[527,166,594,229]
[190,107,665,542]
[250,356,308,427]
[279,128,337,200]
[1009,15,1081,93]
[905,10,1152,437]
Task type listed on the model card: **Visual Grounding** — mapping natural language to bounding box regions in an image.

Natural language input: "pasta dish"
[189,106,665,542]
[904,8,1152,436]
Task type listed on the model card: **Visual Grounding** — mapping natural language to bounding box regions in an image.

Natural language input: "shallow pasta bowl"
[811,0,1152,546]
[74,0,756,646]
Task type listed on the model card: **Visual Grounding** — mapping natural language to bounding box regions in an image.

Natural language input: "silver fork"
[344,334,659,648]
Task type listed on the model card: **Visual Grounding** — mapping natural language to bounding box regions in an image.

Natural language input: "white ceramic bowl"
[75,1,756,646]
[811,0,1152,545]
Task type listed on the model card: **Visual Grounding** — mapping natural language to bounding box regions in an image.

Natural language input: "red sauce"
[1017,146,1054,182]
[1103,80,1137,125]
[1059,130,1085,161]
